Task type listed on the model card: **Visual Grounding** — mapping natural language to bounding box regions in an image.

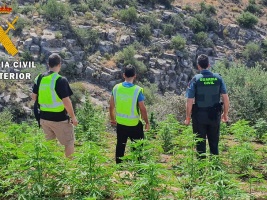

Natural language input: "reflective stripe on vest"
[113,83,142,126]
[39,73,64,111]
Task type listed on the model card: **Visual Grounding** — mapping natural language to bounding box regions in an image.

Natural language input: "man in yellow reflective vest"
[109,64,150,164]
[31,53,78,158]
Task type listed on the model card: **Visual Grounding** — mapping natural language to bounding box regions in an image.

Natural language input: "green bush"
[73,28,99,48]
[170,14,184,29]
[200,2,216,16]
[116,45,147,76]
[139,13,160,29]
[113,0,137,7]
[214,62,267,123]
[162,23,175,36]
[119,7,138,24]
[193,32,213,47]
[254,118,267,142]
[42,0,70,21]
[186,17,205,33]
[262,0,267,5]
[85,0,103,10]
[137,24,152,41]
[73,3,89,13]
[236,11,258,28]
[171,34,186,51]
[70,82,87,110]
[21,51,34,62]
[13,18,30,36]
[195,13,218,32]
[20,5,36,15]
[245,1,262,14]
[242,42,262,62]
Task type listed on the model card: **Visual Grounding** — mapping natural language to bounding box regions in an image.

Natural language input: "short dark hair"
[48,53,61,68]
[197,54,209,69]
[124,64,136,78]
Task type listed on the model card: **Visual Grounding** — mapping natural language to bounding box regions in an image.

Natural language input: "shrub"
[193,32,213,47]
[13,18,30,36]
[73,28,99,48]
[262,0,267,5]
[20,5,35,15]
[113,0,137,7]
[70,82,87,110]
[73,3,89,13]
[21,51,34,62]
[195,13,218,32]
[116,45,147,75]
[139,13,160,29]
[162,23,175,36]
[42,0,70,21]
[242,42,262,62]
[85,0,103,10]
[213,62,267,123]
[245,1,262,14]
[137,24,152,41]
[236,11,258,28]
[136,79,157,105]
[186,17,205,33]
[253,118,267,142]
[119,7,138,24]
[171,34,186,51]
[170,14,184,29]
[55,31,63,39]
[200,2,216,16]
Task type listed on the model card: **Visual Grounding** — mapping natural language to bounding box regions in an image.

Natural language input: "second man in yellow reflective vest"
[109,64,150,164]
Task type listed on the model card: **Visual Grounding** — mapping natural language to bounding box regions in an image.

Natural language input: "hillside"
[1,0,267,199]
[0,0,267,118]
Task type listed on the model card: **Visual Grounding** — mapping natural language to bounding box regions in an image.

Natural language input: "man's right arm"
[138,101,150,131]
[109,95,116,125]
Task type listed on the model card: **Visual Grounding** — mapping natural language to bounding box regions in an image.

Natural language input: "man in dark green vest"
[109,64,150,164]
[31,53,78,158]
[185,54,229,157]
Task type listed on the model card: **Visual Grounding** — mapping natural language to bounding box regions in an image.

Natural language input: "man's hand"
[71,116,78,126]
[221,113,229,122]
[184,118,191,125]
[110,120,117,126]
[145,123,150,132]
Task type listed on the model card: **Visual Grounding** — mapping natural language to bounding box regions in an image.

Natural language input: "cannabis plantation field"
[1,100,267,200]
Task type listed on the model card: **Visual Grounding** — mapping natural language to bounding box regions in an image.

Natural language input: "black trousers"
[192,111,220,156]
[116,121,144,164]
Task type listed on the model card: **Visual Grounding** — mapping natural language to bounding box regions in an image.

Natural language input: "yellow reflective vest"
[113,83,143,126]
[37,73,64,112]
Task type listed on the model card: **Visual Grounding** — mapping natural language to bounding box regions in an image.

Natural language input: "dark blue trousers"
[192,111,220,156]
[116,121,144,164]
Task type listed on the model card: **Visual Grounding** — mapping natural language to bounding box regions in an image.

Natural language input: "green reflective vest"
[113,83,143,126]
[37,73,64,112]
